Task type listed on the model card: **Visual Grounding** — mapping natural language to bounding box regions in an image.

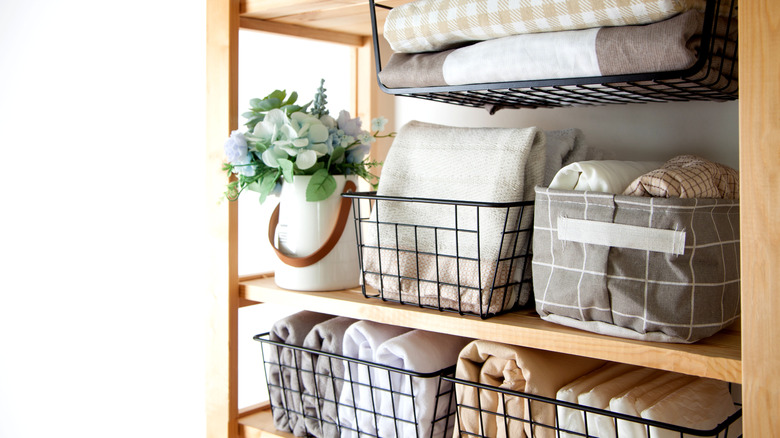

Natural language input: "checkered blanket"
[384,0,710,53]
[532,187,740,343]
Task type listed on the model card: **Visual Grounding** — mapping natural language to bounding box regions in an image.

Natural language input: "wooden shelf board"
[240,274,741,383]
[238,403,292,438]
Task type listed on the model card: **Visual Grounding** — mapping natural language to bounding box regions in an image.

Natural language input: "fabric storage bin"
[444,374,742,438]
[532,187,740,343]
[255,332,459,438]
[343,191,535,319]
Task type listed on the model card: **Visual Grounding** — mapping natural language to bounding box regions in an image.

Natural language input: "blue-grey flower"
[224,130,248,163]
[371,116,388,132]
[337,110,363,138]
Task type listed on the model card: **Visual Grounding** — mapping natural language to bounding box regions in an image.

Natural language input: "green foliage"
[241,89,311,132]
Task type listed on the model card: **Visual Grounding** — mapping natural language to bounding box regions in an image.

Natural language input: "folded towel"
[363,121,546,315]
[623,155,739,199]
[268,311,335,433]
[543,129,605,186]
[374,330,471,438]
[609,371,697,438]
[298,316,359,437]
[555,363,640,437]
[549,160,664,194]
[455,340,606,438]
[384,0,715,54]
[642,378,738,438]
[577,367,661,438]
[338,320,413,437]
[379,11,737,91]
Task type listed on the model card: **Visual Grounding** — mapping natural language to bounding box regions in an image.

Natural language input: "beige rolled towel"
[623,155,739,199]
[455,340,606,438]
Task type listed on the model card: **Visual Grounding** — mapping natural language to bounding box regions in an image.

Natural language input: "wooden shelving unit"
[207,1,780,437]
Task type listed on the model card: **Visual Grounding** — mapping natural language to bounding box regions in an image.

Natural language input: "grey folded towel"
[268,311,335,433]
[299,316,360,437]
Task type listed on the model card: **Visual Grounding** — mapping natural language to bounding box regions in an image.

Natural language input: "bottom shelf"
[238,403,291,438]
[240,274,741,383]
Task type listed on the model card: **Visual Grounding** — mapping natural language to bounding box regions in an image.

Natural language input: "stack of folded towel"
[555,363,740,437]
[362,120,546,315]
[265,311,470,437]
[379,0,737,94]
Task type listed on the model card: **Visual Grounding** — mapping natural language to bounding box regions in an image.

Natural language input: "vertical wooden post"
[206,0,240,437]
[739,0,780,434]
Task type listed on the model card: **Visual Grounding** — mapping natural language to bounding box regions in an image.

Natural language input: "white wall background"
[0,1,207,437]
[0,2,739,437]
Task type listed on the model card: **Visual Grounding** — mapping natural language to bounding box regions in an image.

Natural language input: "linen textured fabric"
[379,10,738,91]
[455,340,606,438]
[555,363,641,437]
[533,187,740,343]
[548,160,664,194]
[641,377,739,437]
[298,316,359,437]
[373,330,471,438]
[337,320,412,438]
[383,0,712,53]
[267,311,335,433]
[542,128,605,187]
[623,154,740,199]
[362,120,545,315]
[608,371,697,438]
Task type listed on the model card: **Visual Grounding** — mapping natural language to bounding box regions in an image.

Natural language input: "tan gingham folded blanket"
[384,0,715,53]
[623,154,739,199]
[379,10,737,88]
[362,121,545,315]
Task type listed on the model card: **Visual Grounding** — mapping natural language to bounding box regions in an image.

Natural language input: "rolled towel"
[455,340,606,438]
[642,378,739,438]
[338,320,412,438]
[577,367,661,438]
[299,316,360,437]
[363,120,546,315]
[374,330,471,438]
[623,155,739,199]
[549,160,664,194]
[543,129,606,186]
[555,363,640,437]
[268,311,335,433]
[609,371,697,438]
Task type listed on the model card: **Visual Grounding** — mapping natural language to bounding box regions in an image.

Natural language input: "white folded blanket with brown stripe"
[379,10,737,90]
[362,121,546,315]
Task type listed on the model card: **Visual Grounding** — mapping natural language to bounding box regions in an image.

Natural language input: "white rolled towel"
[549,160,664,194]
[642,378,739,438]
[556,363,640,437]
[374,330,471,438]
[337,320,412,438]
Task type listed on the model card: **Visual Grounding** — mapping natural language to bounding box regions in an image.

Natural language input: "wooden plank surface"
[206,1,241,437]
[739,0,780,434]
[241,275,741,383]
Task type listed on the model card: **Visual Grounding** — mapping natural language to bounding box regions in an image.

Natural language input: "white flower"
[295,150,317,170]
[371,116,388,132]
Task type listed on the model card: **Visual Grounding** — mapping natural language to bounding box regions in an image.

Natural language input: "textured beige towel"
[363,121,545,315]
[455,340,606,438]
[623,155,739,199]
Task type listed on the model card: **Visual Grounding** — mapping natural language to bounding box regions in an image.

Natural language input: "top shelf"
[240,274,741,384]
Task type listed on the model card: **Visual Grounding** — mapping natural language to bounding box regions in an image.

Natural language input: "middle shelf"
[240,273,741,384]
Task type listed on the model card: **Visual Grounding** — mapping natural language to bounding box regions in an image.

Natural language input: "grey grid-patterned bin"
[532,187,740,343]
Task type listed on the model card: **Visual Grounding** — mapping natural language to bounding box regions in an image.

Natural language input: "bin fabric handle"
[268,180,357,268]
[557,217,686,255]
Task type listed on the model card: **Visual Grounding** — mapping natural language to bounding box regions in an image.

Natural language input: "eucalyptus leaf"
[257,170,280,203]
[277,158,294,183]
[306,168,337,202]
[257,98,281,111]
[249,98,263,109]
[283,91,298,106]
[328,146,345,168]
[268,90,286,101]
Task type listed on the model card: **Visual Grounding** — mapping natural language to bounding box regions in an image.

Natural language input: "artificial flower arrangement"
[222,80,393,202]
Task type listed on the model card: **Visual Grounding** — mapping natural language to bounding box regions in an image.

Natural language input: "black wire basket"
[255,332,459,438]
[443,375,743,438]
[369,0,737,111]
[343,192,534,319]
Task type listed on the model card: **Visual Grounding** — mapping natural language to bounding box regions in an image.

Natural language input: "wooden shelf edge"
[238,402,294,438]
[240,275,742,383]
